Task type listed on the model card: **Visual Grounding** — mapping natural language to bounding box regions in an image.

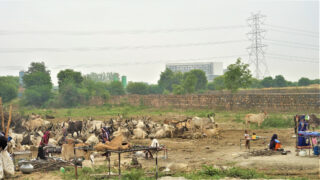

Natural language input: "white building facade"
[166,62,223,81]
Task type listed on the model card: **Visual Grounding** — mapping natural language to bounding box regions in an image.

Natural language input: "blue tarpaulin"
[298,131,320,137]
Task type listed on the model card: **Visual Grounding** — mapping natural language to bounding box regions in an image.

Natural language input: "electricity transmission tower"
[247,12,269,79]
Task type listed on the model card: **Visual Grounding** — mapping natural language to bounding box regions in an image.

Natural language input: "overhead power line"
[266,55,319,64]
[0,25,246,35]
[268,53,319,61]
[0,40,249,53]
[0,54,247,70]
[265,39,318,48]
[265,24,318,35]
[268,28,319,38]
[268,42,319,50]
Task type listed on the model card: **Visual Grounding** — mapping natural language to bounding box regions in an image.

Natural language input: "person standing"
[244,130,250,150]
[37,131,50,160]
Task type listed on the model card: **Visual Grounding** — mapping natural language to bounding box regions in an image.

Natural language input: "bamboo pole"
[0,97,4,132]
[5,104,12,138]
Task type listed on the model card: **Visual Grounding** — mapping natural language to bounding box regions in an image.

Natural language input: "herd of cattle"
[6,112,319,160]
[7,113,219,156]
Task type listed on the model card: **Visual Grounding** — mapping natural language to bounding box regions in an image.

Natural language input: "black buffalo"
[67,121,83,137]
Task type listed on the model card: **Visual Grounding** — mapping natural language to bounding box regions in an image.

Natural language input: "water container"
[299,150,307,157]
[20,163,34,174]
[313,146,319,156]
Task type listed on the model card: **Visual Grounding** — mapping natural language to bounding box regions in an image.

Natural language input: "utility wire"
[0,40,249,53]
[268,53,318,60]
[265,24,318,35]
[268,42,319,50]
[0,54,247,69]
[266,56,319,64]
[268,28,319,38]
[0,25,246,35]
[265,39,318,48]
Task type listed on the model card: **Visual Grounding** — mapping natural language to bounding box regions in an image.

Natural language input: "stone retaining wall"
[107,93,320,112]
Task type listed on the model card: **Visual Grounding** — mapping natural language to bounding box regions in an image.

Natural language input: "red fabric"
[40,131,50,146]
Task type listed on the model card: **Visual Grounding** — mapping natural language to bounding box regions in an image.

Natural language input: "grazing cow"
[23,118,50,131]
[245,112,267,128]
[190,116,215,132]
[67,121,83,137]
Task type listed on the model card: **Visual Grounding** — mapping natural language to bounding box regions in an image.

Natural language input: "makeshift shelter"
[297,131,320,156]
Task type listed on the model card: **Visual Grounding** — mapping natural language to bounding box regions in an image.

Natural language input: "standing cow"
[245,112,267,128]
[67,121,83,137]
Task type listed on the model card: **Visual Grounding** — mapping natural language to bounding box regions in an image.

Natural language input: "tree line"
[0,60,319,107]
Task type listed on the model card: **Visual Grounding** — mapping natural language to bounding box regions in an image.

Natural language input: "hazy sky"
[0,0,318,85]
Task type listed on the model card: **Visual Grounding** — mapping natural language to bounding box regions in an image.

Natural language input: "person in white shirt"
[150,137,159,148]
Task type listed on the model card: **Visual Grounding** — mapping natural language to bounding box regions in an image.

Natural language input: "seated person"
[269,134,281,150]
[252,132,257,140]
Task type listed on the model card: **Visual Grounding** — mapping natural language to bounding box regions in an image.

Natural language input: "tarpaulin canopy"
[298,131,320,137]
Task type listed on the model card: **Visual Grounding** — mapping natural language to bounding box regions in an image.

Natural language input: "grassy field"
[53,164,309,180]
[16,104,311,129]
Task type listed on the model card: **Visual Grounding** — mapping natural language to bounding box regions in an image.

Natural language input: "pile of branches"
[249,149,276,156]
[29,158,73,172]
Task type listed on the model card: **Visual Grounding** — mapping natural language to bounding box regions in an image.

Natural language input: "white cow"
[245,112,267,127]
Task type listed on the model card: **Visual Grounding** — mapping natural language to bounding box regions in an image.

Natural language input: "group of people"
[244,130,281,151]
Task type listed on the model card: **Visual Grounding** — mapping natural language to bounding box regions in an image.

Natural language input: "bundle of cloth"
[0,133,15,179]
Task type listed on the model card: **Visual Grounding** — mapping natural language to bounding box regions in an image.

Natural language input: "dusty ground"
[11,120,320,179]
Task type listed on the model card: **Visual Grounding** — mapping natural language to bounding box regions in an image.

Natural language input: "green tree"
[183,73,197,93]
[311,79,320,84]
[249,78,262,88]
[148,84,163,94]
[106,81,125,95]
[57,69,83,89]
[212,76,225,90]
[184,69,207,91]
[274,75,287,87]
[207,81,215,90]
[172,84,185,95]
[0,76,19,103]
[260,77,273,88]
[126,82,149,95]
[298,77,311,86]
[158,69,183,91]
[23,62,52,106]
[82,79,110,100]
[59,82,80,107]
[224,58,252,92]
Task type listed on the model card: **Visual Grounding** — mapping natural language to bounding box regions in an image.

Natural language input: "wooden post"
[155,144,158,180]
[74,146,78,179]
[5,105,12,138]
[108,153,111,176]
[0,97,4,132]
[118,152,121,179]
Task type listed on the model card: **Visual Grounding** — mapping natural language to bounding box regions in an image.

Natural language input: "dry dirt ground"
[12,122,320,179]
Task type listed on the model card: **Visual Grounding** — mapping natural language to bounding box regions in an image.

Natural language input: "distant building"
[19,71,25,86]
[166,62,223,81]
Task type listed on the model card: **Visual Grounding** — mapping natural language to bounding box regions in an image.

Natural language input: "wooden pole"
[5,104,12,138]
[118,152,121,179]
[156,144,158,180]
[0,97,4,132]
